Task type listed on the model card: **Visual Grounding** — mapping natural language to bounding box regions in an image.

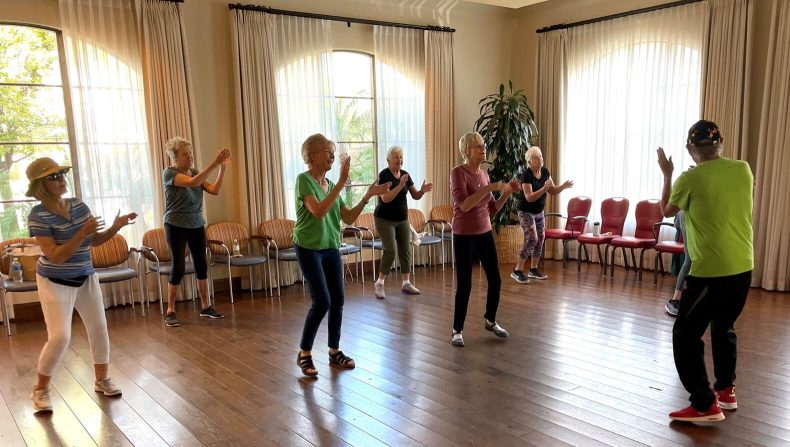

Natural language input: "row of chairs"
[545,196,684,282]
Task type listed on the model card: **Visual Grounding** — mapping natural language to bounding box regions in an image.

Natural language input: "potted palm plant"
[473,81,539,262]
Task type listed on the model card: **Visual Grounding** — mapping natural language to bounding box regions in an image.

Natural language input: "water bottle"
[232,239,241,257]
[10,257,23,283]
[593,222,601,236]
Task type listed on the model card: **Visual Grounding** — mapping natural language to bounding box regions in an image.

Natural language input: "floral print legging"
[518,210,545,260]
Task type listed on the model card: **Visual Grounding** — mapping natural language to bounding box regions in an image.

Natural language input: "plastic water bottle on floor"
[10,257,23,283]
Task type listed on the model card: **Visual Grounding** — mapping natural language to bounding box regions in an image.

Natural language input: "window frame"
[0,22,81,209]
[332,49,379,192]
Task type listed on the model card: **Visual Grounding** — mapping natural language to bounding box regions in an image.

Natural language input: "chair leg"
[1,290,10,336]
[227,261,234,304]
[654,254,660,285]
[638,249,648,282]
[157,273,164,316]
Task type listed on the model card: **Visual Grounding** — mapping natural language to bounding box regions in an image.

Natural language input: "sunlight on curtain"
[60,0,155,247]
[271,16,334,219]
[561,2,707,242]
[374,26,427,214]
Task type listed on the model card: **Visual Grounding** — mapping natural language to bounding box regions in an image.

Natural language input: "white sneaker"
[451,331,464,347]
[401,283,421,295]
[485,320,510,338]
[94,377,122,396]
[374,282,385,299]
[30,386,52,412]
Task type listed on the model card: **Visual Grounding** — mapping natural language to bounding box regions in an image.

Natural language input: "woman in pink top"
[449,132,519,347]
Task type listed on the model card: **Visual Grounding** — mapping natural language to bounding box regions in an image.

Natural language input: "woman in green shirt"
[295,134,390,377]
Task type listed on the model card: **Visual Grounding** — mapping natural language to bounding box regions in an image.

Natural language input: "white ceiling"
[462,0,548,8]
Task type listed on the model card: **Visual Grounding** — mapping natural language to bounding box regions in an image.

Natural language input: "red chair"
[576,197,629,273]
[542,196,592,268]
[652,222,685,285]
[607,199,665,280]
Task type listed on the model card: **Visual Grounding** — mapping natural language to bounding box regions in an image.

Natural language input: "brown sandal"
[328,350,356,369]
[297,353,318,377]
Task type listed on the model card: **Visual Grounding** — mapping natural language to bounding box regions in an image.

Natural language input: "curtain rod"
[228,3,455,33]
[536,0,703,33]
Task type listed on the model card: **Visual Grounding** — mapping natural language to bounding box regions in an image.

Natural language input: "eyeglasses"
[45,170,69,182]
[469,144,487,150]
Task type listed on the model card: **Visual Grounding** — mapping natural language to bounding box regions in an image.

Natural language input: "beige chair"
[206,222,271,303]
[258,219,297,297]
[0,237,38,336]
[90,234,143,315]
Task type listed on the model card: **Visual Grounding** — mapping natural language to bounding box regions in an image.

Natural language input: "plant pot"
[493,225,524,264]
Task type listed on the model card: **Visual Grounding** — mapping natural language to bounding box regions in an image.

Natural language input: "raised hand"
[561,179,574,189]
[214,148,232,166]
[339,154,351,186]
[368,181,392,197]
[399,173,410,186]
[79,216,100,238]
[507,179,521,193]
[112,210,138,230]
[657,147,674,177]
[420,180,433,193]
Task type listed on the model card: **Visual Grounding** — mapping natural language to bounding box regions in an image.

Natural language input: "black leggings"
[164,223,208,285]
[453,231,502,332]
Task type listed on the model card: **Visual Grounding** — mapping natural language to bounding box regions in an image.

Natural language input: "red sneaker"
[716,386,737,410]
[669,401,725,422]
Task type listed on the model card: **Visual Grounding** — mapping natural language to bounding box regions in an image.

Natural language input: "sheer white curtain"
[424,30,456,209]
[560,2,707,249]
[60,0,155,247]
[60,0,155,306]
[374,26,427,214]
[271,16,334,219]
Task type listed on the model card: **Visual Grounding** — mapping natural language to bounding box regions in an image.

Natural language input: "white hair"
[301,133,334,165]
[458,132,484,162]
[387,146,404,160]
[525,146,543,167]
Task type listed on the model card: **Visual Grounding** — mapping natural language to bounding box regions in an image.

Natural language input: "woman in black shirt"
[373,146,433,298]
[511,146,573,283]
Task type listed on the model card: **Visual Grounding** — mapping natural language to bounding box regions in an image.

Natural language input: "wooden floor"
[1,260,789,447]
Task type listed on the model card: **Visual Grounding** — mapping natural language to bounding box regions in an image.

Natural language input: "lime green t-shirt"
[292,172,346,250]
[668,158,753,277]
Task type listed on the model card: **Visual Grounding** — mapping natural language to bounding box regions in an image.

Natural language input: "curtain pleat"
[425,31,456,210]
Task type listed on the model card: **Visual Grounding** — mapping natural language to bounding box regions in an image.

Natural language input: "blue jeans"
[296,245,345,351]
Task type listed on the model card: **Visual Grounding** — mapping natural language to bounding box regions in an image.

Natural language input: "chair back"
[142,228,173,262]
[206,222,249,255]
[634,199,664,239]
[0,237,38,275]
[600,197,630,236]
[407,209,427,232]
[430,205,452,223]
[90,234,130,268]
[353,212,378,239]
[565,196,592,232]
[259,219,295,249]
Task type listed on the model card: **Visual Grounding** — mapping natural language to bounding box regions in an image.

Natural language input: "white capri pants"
[36,274,110,376]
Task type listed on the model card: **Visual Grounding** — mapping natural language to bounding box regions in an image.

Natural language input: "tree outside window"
[0,25,75,240]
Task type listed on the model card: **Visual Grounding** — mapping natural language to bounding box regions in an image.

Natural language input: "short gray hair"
[165,137,192,163]
[387,146,404,160]
[458,132,484,162]
[525,146,542,167]
[301,133,335,165]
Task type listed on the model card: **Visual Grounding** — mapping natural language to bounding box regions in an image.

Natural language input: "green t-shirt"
[668,158,753,277]
[292,172,346,250]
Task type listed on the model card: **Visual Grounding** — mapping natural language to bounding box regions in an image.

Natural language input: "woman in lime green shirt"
[295,134,390,377]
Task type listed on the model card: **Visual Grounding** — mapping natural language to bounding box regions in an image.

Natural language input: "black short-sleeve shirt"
[516,167,551,214]
[374,168,414,221]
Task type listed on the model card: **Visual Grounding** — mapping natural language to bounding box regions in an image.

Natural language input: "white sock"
[402,280,411,286]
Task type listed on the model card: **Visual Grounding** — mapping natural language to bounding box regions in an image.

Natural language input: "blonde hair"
[458,132,484,162]
[387,146,404,160]
[165,137,192,164]
[301,133,335,165]
[26,178,60,201]
[525,146,543,168]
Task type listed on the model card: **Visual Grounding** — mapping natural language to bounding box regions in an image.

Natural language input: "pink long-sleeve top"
[450,165,497,235]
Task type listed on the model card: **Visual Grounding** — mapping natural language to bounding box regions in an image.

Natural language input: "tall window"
[559,3,706,234]
[331,51,377,212]
[0,25,75,240]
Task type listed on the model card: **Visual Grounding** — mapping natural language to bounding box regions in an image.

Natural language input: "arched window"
[0,24,77,240]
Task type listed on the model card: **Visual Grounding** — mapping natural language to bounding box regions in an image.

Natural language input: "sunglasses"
[45,170,69,182]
